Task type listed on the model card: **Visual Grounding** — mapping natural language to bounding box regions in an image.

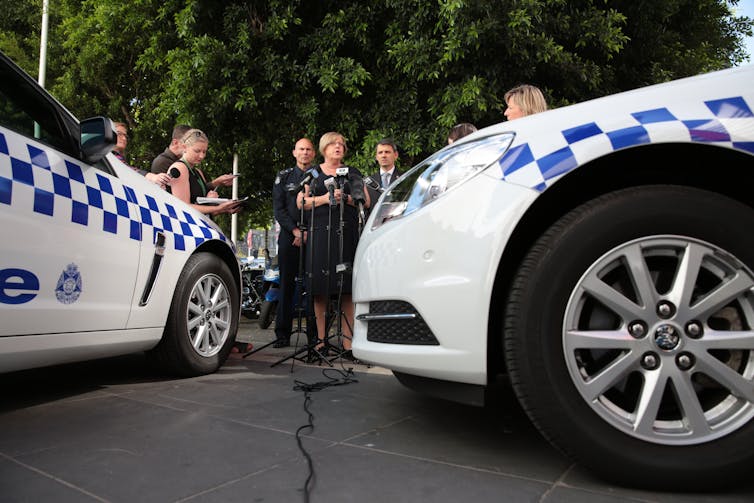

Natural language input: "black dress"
[305,166,364,297]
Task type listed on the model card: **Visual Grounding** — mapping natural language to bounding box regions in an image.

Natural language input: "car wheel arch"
[485,142,754,382]
[192,240,242,294]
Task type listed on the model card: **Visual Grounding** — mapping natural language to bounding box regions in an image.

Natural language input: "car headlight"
[371,132,515,230]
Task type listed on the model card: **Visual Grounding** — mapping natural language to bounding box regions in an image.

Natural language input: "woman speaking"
[296,132,370,359]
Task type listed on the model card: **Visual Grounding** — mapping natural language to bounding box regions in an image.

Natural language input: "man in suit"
[365,138,402,218]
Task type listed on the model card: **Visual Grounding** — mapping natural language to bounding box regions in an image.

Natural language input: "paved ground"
[1,319,753,502]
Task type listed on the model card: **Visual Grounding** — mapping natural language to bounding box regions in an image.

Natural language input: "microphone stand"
[267,182,315,369]
[270,175,333,367]
[323,172,357,362]
[316,177,338,360]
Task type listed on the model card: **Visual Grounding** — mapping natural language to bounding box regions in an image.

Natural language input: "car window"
[0,87,71,154]
[0,57,78,156]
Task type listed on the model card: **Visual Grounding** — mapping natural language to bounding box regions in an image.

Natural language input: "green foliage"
[2,0,751,235]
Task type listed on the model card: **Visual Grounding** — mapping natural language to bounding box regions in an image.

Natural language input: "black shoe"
[272,338,290,348]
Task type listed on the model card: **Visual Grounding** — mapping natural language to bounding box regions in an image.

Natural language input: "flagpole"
[231,153,239,245]
[35,0,50,138]
[38,0,49,88]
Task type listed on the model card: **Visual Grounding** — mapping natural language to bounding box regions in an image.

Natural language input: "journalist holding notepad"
[168,129,242,216]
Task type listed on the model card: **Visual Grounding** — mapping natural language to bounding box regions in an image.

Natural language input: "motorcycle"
[240,262,266,320]
[257,267,280,329]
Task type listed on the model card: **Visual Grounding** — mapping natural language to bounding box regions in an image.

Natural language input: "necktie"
[382,172,390,188]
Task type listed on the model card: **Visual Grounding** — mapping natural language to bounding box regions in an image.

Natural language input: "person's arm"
[197,199,242,216]
[169,162,193,203]
[272,176,298,234]
[145,172,171,188]
[297,186,330,210]
[168,162,239,215]
[209,173,237,189]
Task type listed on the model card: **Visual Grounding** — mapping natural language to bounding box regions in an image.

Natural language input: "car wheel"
[149,252,238,376]
[504,185,754,490]
[259,300,276,329]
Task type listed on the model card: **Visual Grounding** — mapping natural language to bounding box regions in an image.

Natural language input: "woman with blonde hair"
[297,132,370,359]
[504,84,548,120]
[168,129,241,216]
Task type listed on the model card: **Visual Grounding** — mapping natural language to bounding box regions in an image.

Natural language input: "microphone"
[335,166,349,178]
[350,176,366,204]
[363,176,383,192]
[168,167,181,179]
[324,177,337,205]
[288,167,319,192]
[351,179,367,224]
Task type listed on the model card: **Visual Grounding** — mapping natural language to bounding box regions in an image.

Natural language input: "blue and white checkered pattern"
[499,96,754,192]
[0,133,226,251]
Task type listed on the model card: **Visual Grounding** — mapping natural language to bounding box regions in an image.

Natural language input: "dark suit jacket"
[365,168,403,216]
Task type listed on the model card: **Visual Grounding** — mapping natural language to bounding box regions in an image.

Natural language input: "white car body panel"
[352,64,754,385]
[478,64,754,191]
[0,78,236,373]
[354,176,537,384]
[1,130,140,335]
[0,328,163,372]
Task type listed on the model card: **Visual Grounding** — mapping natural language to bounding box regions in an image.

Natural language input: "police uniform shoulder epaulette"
[274,167,294,185]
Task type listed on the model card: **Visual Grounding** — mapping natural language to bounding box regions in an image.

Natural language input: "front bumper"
[352,173,537,385]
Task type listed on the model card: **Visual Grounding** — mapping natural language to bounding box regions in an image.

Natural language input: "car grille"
[366,300,439,345]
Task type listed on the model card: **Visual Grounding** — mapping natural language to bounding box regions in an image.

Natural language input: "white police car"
[0,51,240,376]
[352,65,754,490]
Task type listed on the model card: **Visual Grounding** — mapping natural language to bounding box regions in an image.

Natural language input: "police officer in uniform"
[271,138,317,347]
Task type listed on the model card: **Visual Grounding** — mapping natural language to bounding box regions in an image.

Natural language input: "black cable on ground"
[292,368,359,503]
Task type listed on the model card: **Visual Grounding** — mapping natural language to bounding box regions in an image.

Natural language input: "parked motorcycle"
[240,262,266,320]
[257,267,280,329]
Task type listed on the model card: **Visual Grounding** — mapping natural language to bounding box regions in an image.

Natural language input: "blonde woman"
[504,84,548,120]
[168,129,240,216]
[296,132,370,358]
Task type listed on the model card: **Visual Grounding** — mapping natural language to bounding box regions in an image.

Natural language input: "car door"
[0,56,140,336]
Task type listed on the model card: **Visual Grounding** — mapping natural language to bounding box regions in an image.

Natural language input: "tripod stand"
[300,170,355,365]
[326,171,355,360]
[270,179,323,369]
[267,171,335,368]
[313,168,365,363]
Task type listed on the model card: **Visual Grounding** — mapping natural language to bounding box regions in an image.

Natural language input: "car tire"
[148,252,238,376]
[259,300,276,329]
[503,185,754,490]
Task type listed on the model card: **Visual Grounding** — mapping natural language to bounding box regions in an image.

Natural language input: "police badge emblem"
[55,263,82,304]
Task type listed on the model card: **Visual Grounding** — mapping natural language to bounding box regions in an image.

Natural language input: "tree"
[606,0,753,91]
[5,0,751,233]
[0,0,68,80]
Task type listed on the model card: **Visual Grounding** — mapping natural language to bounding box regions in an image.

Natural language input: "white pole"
[35,0,50,138]
[230,153,239,245]
[38,0,49,88]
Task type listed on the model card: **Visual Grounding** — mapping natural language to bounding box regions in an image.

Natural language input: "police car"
[0,52,240,376]
[352,65,754,490]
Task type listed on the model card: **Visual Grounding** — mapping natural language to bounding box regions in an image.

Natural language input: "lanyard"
[181,159,208,195]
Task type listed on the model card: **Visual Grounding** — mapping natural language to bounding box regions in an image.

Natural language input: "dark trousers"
[275,234,315,342]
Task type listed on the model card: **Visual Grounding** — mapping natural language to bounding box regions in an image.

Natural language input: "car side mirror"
[80,117,116,163]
